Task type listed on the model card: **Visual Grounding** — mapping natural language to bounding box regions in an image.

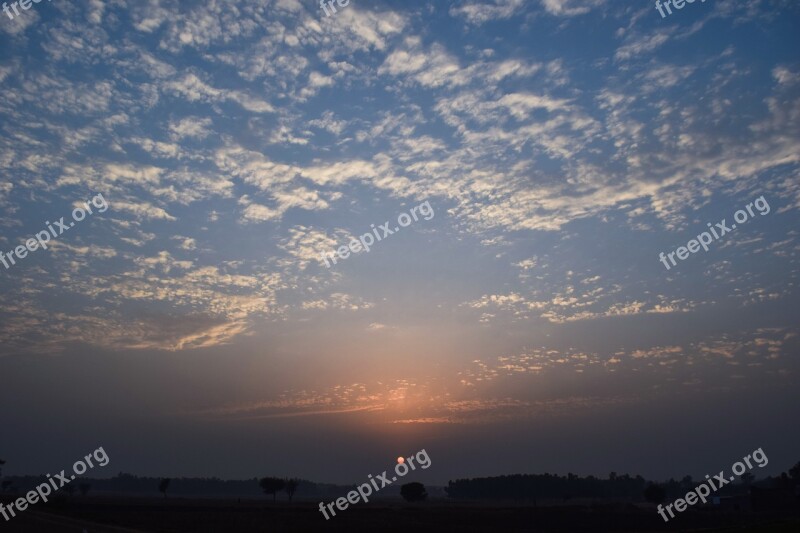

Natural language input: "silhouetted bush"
[401,482,428,502]
[643,483,666,504]
[159,478,171,499]
[259,477,285,502]
[284,478,299,502]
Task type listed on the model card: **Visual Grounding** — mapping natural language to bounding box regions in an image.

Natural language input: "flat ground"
[1,498,798,532]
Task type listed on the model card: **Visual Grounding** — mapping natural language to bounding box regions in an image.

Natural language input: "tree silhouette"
[62,484,76,496]
[643,483,666,504]
[1,480,12,492]
[159,478,171,499]
[400,482,428,502]
[284,478,299,502]
[789,461,800,483]
[259,477,285,502]
[79,482,91,496]
[740,472,755,487]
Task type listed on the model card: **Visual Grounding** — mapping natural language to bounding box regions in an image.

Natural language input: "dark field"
[3,498,799,532]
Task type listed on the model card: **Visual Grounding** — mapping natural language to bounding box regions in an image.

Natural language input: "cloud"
[449,0,525,25]
[379,40,466,88]
[113,200,176,221]
[165,73,274,113]
[278,225,347,270]
[169,117,214,140]
[615,31,672,62]
[541,0,606,17]
[302,293,374,311]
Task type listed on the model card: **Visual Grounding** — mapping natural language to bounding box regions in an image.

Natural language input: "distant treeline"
[1,473,441,500]
[446,473,651,501]
[3,467,796,503]
[2,473,342,500]
[445,472,797,502]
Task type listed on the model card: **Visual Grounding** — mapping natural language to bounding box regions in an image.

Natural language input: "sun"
[397,456,405,464]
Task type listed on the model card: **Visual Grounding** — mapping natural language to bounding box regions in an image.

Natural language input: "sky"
[0,0,799,486]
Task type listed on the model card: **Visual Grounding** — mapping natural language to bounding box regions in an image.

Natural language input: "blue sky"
[0,0,799,484]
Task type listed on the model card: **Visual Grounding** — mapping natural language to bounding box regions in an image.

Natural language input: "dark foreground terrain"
[2,497,799,532]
